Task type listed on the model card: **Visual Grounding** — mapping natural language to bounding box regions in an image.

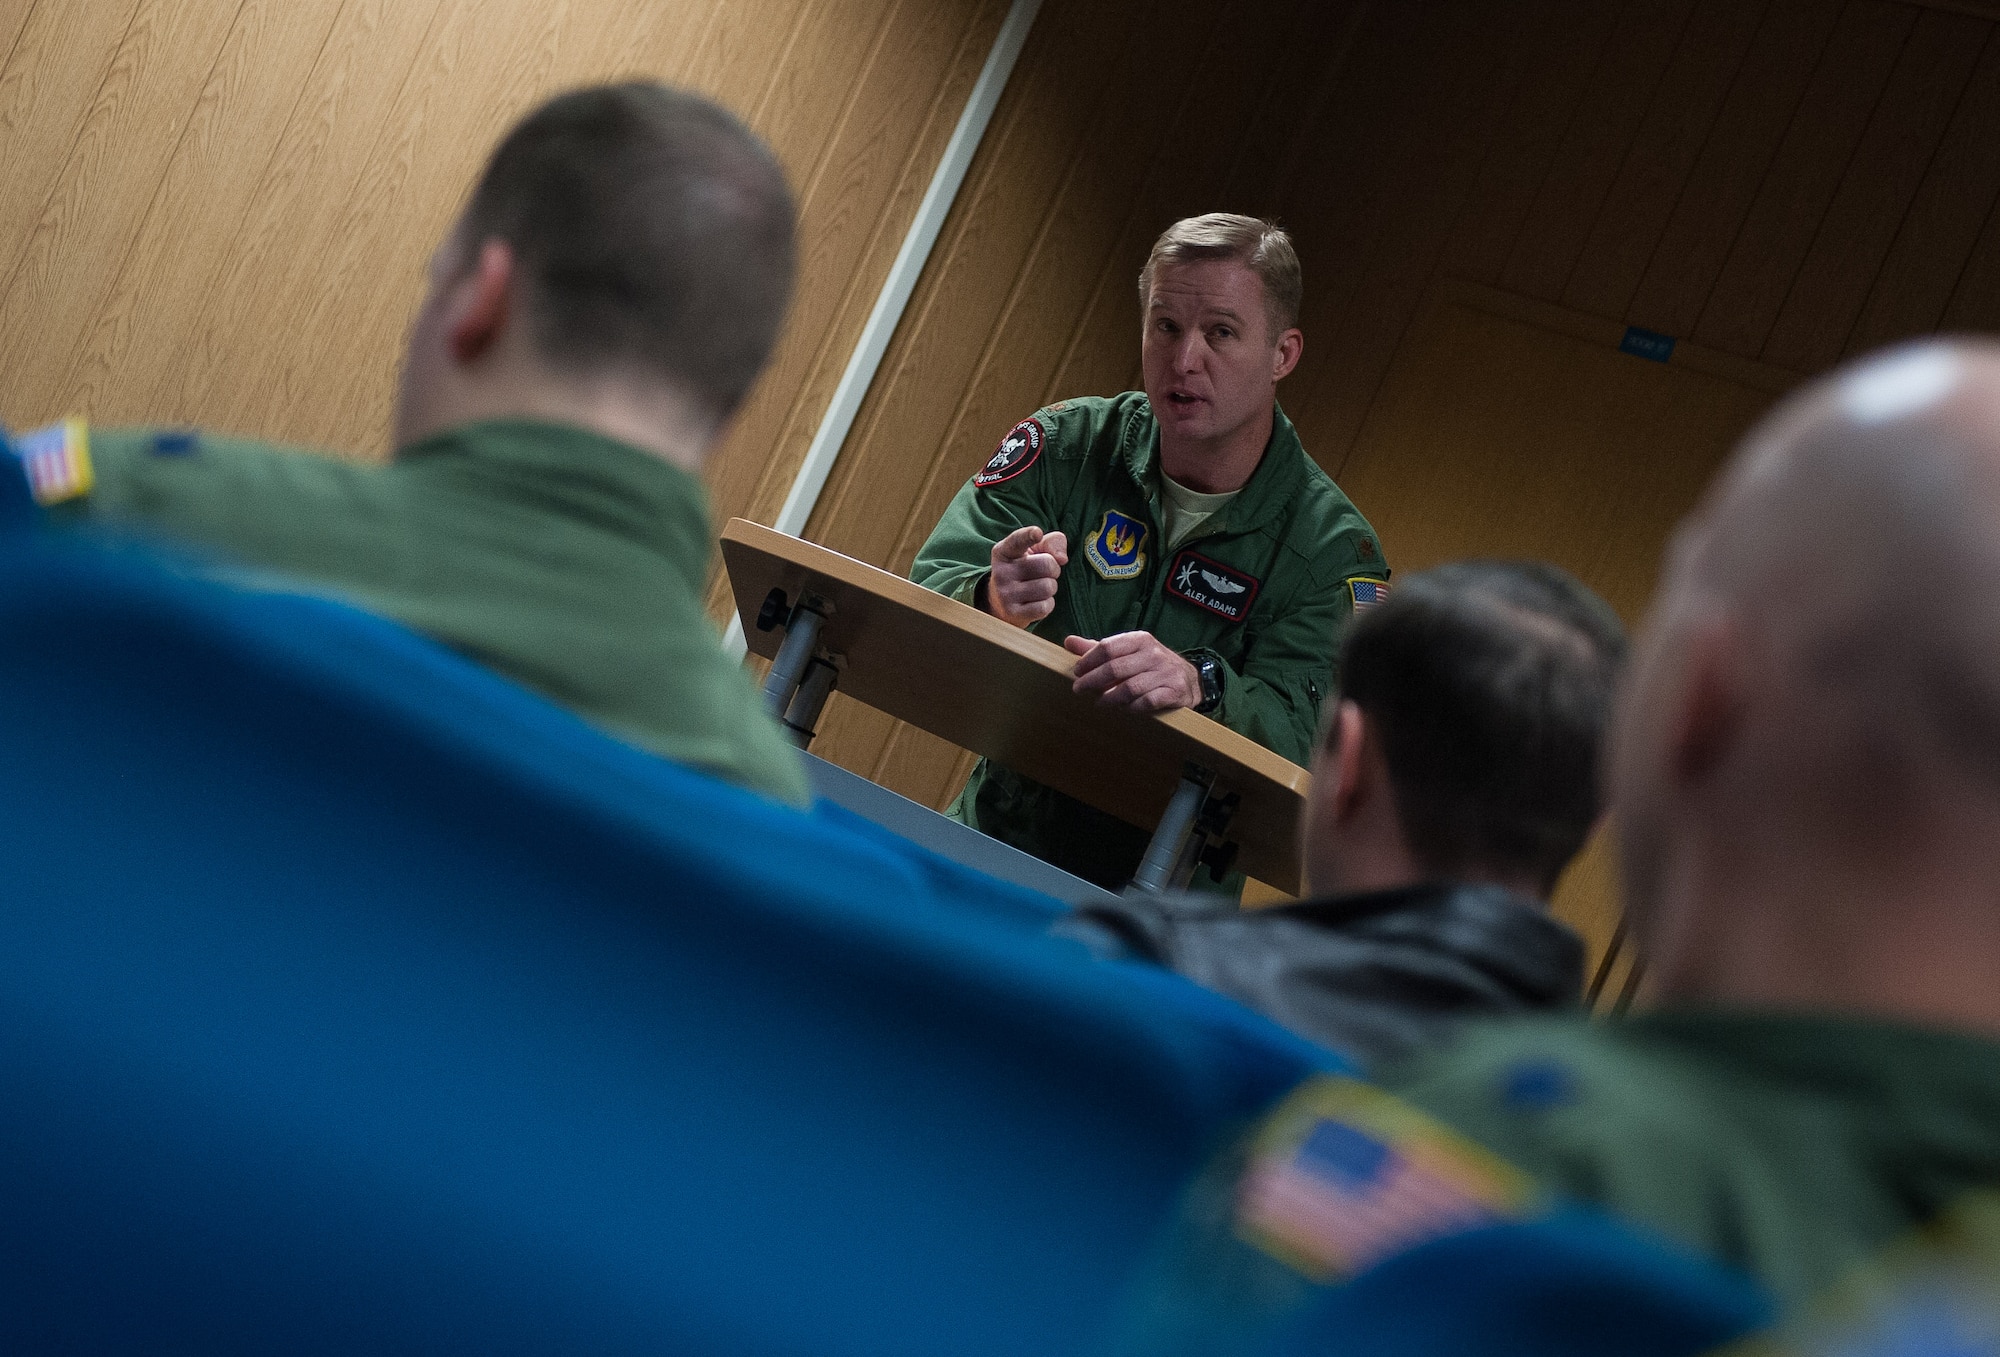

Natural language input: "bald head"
[1617,340,2000,1020]
[1670,342,2000,783]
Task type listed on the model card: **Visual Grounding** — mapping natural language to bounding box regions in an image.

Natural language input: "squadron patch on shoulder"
[1166,549,1259,623]
[1347,577,1390,610]
[973,418,1044,488]
[1083,509,1148,580]
[12,418,94,505]
[1234,1076,1538,1284]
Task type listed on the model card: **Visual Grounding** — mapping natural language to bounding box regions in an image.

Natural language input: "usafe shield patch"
[1167,549,1260,623]
[1234,1076,1538,1283]
[974,418,1044,488]
[12,419,94,506]
[1347,577,1390,611]
[1083,509,1148,580]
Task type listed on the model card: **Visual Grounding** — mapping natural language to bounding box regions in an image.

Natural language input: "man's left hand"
[1064,632,1202,714]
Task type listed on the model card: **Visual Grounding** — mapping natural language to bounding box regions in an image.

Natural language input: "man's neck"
[1157,401,1275,494]
[403,371,716,475]
[1648,817,2000,1037]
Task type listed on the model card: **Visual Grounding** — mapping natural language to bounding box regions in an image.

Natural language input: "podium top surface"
[720,519,1308,894]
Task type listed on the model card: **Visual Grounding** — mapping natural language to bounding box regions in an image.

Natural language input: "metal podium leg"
[1131,770,1210,894]
[761,602,826,720]
[780,656,840,748]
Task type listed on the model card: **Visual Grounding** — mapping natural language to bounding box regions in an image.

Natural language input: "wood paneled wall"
[792,0,2000,911]
[0,0,1009,543]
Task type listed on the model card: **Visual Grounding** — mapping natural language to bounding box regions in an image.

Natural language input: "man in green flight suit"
[1109,342,2000,1350]
[14,82,808,805]
[911,213,1387,892]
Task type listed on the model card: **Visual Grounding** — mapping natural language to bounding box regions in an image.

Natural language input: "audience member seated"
[1057,560,1624,1069]
[1143,339,2000,1321]
[16,82,808,803]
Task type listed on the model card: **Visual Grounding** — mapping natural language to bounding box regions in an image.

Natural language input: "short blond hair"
[1138,213,1301,338]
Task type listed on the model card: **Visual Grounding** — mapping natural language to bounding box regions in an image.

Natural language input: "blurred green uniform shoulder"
[55,418,808,806]
[1381,1010,2000,1305]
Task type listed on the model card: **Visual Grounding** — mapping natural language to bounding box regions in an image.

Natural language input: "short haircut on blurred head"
[461,82,796,418]
[1138,213,1302,338]
[1332,561,1628,896]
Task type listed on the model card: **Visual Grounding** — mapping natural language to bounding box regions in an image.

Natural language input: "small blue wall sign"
[1620,326,1677,363]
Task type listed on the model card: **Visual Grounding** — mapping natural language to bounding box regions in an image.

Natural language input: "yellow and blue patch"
[11,418,94,506]
[1083,509,1148,581]
[1233,1076,1537,1283]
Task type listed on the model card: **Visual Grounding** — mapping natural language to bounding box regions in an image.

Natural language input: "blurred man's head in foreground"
[1615,340,2000,1028]
[394,82,796,465]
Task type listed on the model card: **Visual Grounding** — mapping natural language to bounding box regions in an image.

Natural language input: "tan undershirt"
[1160,470,1241,551]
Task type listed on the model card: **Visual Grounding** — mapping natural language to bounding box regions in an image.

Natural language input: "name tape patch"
[974,418,1043,488]
[1234,1076,1538,1284]
[1166,549,1259,623]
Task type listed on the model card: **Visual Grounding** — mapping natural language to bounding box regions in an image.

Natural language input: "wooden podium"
[719,519,1310,895]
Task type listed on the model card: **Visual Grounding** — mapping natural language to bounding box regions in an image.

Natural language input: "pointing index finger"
[994,525,1044,561]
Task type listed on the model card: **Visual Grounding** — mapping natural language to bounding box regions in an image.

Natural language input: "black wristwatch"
[1188,651,1224,715]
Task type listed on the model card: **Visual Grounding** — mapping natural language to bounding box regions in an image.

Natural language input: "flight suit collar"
[1629,1009,2000,1182]
[397,417,714,585]
[1118,398,1313,542]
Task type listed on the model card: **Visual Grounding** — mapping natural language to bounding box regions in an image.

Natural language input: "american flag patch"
[1348,577,1389,610]
[12,418,94,506]
[1234,1077,1535,1282]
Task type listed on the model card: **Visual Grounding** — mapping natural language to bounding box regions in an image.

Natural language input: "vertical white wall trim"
[726,0,1043,661]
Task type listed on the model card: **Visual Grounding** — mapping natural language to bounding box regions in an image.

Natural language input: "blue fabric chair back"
[0,536,1320,1356]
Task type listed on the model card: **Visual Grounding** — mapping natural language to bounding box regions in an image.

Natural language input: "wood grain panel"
[1762,5,1989,370]
[57,0,349,424]
[0,0,147,293]
[1693,0,1916,356]
[804,0,1186,573]
[1559,0,1770,320]
[1337,283,1790,961]
[1290,0,1534,472]
[1624,0,1845,339]
[1941,180,2000,331]
[154,0,448,440]
[0,0,37,75]
[0,0,246,402]
[1846,25,2000,352]
[1498,0,1696,304]
[704,0,1012,546]
[0,0,1010,583]
[1434,0,1620,289]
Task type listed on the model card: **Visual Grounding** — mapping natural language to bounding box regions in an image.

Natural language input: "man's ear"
[447,238,516,363]
[1669,620,1742,787]
[1328,699,1370,823]
[1271,327,1303,383]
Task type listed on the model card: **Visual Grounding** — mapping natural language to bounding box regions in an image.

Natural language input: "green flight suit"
[910,392,1386,891]
[1383,1011,2000,1306]
[1105,1012,2000,1355]
[48,417,809,805]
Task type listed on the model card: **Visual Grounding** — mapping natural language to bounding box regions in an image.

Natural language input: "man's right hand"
[983,525,1068,627]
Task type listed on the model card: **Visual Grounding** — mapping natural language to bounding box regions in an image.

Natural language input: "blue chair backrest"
[1267,1209,1774,1357]
[0,534,1322,1356]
